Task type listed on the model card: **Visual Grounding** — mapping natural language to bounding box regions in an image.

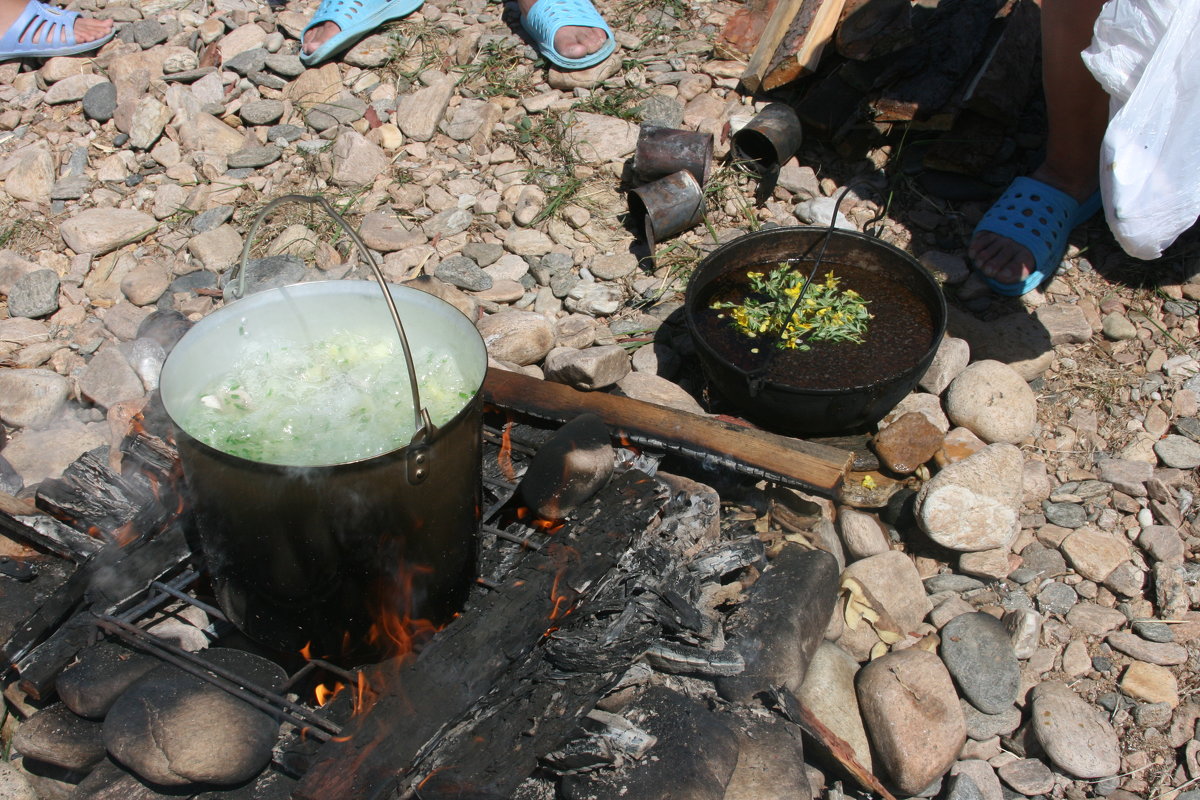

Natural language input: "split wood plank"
[759,0,850,91]
[294,470,665,800]
[740,0,807,93]
[481,368,851,496]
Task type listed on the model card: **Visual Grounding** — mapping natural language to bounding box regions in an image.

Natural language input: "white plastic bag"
[1081,0,1200,260]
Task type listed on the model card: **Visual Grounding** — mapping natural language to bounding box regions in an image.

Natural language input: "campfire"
[0,380,870,800]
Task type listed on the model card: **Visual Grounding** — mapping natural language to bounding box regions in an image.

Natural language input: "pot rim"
[683,226,948,396]
[159,279,488,469]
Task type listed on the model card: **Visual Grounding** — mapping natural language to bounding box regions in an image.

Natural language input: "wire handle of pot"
[745,187,852,395]
[228,194,436,466]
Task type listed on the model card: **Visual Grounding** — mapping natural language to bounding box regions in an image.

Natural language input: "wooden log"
[35,448,161,541]
[2,524,191,687]
[757,0,849,92]
[0,505,100,563]
[869,0,1006,124]
[482,368,851,496]
[294,470,665,800]
[740,0,807,93]
[961,0,1040,123]
[835,0,913,62]
[403,522,687,797]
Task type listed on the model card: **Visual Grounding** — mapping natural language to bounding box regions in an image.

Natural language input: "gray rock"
[8,269,60,318]
[1042,500,1088,528]
[12,704,105,771]
[716,546,839,702]
[1155,434,1200,469]
[104,651,284,786]
[264,52,305,77]
[838,507,891,560]
[1029,681,1120,778]
[1002,607,1042,659]
[225,47,269,77]
[227,145,282,169]
[944,772,986,800]
[435,255,492,291]
[130,19,168,47]
[50,175,90,200]
[1133,620,1174,643]
[1101,311,1137,340]
[565,282,623,316]
[239,99,285,126]
[82,81,117,122]
[940,612,1021,714]
[60,208,157,256]
[944,360,1037,444]
[857,649,966,795]
[463,242,504,267]
[0,368,70,429]
[923,574,985,594]
[223,255,306,300]
[56,641,160,720]
[78,345,144,409]
[915,443,1023,552]
[1105,631,1188,665]
[543,344,630,390]
[0,760,36,800]
[518,413,613,521]
[192,206,235,235]
[612,371,706,414]
[306,96,368,129]
[137,310,192,353]
[636,94,686,127]
[266,123,305,143]
[1139,525,1185,564]
[996,758,1055,796]
[797,642,871,769]
[421,207,474,239]
[477,310,555,366]
[1036,581,1077,615]
[1064,603,1127,636]
[962,702,1021,741]
[919,335,970,395]
[1098,457,1153,496]
[396,73,455,142]
[723,715,810,800]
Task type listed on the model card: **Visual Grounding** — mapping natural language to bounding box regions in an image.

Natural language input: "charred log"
[294,470,667,800]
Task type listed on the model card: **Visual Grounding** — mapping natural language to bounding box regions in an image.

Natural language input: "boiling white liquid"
[178,330,474,465]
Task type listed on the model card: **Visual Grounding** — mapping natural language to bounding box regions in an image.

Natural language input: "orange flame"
[315,682,344,706]
[498,421,515,482]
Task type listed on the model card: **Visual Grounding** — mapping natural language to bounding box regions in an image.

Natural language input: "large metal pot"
[684,226,947,437]
[159,279,487,656]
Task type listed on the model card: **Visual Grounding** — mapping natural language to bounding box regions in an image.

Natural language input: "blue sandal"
[521,0,615,71]
[299,0,424,67]
[0,0,113,61]
[973,176,1102,297]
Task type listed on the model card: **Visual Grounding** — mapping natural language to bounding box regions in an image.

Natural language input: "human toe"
[75,17,112,42]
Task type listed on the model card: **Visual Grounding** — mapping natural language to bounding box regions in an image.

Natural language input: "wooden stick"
[482,368,851,496]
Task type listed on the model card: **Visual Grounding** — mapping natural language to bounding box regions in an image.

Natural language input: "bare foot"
[0,2,112,50]
[517,0,608,62]
[302,19,339,55]
[968,165,1098,286]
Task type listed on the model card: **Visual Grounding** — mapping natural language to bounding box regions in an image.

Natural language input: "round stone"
[939,612,1021,714]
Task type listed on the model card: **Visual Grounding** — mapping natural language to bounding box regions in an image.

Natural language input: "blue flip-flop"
[299,0,424,67]
[0,0,113,61]
[973,176,1102,297]
[521,0,615,71]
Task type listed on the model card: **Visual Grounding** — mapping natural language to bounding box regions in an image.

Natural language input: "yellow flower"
[861,475,877,489]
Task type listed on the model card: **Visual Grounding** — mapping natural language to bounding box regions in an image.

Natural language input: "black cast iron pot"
[684,226,947,437]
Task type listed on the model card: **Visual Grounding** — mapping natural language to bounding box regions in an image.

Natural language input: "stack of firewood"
[719,0,1042,176]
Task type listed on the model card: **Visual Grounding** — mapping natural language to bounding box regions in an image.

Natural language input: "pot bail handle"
[229,194,435,484]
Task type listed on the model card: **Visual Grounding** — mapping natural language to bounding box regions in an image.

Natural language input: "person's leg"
[0,0,111,51]
[969,0,1109,285]
[302,0,609,63]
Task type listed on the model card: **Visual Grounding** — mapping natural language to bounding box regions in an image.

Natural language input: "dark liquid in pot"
[693,261,937,391]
